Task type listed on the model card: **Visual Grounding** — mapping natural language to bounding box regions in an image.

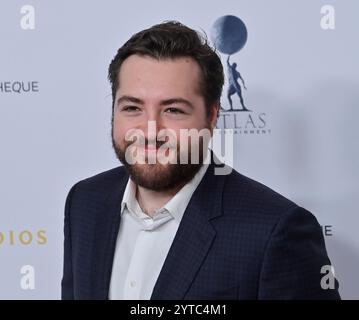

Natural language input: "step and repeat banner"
[0,0,358,299]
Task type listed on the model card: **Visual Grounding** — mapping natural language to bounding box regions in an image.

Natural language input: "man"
[61,21,340,299]
[226,55,249,111]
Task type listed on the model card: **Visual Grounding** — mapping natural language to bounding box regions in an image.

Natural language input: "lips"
[144,144,158,151]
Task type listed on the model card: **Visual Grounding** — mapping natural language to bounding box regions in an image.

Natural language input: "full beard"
[111,135,207,192]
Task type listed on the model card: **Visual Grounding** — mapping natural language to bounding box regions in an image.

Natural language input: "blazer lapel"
[89,168,129,299]
[151,158,226,299]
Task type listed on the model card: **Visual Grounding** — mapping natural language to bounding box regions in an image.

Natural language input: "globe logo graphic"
[210,15,248,55]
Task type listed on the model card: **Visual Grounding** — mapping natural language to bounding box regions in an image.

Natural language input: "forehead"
[117,54,203,98]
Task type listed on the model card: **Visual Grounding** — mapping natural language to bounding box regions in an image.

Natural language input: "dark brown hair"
[108,21,224,117]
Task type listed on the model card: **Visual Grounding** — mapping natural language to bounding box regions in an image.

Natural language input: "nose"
[143,108,165,142]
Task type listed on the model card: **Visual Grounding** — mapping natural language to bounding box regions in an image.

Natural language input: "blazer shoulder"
[222,169,298,219]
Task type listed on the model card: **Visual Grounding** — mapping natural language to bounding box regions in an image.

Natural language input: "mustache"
[125,136,177,149]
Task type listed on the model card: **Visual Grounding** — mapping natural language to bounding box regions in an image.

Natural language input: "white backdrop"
[0,0,358,299]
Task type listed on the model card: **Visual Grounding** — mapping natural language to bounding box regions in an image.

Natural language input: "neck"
[136,182,185,217]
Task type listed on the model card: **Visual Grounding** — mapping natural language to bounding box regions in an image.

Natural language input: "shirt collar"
[120,177,137,215]
[162,155,209,223]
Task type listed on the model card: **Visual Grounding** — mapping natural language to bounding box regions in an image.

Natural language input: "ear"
[209,103,220,131]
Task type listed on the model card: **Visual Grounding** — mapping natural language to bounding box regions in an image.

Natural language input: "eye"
[165,107,184,114]
[122,106,140,112]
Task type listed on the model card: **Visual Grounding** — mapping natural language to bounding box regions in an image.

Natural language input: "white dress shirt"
[109,153,210,300]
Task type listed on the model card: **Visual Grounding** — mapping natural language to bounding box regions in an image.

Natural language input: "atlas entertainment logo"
[210,15,271,135]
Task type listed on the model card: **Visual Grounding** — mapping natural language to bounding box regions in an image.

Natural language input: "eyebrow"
[116,95,194,109]
[116,95,144,105]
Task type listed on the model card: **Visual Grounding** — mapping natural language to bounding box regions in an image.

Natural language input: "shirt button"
[130,280,136,288]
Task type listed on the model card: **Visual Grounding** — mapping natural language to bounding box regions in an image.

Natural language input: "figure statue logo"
[211,15,250,112]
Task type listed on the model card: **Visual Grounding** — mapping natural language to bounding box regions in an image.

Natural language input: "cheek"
[113,118,129,143]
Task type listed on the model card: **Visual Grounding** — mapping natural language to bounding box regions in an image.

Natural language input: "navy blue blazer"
[61,156,340,300]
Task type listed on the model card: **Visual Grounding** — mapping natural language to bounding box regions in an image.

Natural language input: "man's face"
[112,54,217,191]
